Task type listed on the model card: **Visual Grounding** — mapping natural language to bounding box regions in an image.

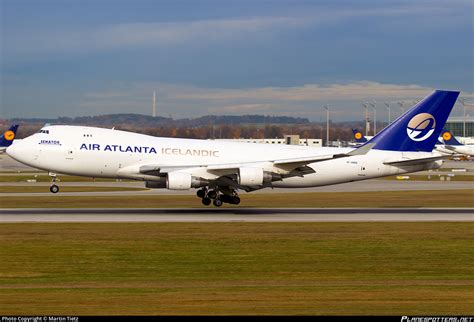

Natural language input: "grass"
[1,189,473,208]
[0,186,148,193]
[0,222,472,315]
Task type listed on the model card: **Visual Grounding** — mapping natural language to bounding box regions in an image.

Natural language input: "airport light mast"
[362,102,370,136]
[459,98,472,137]
[323,105,329,146]
[369,101,377,135]
[384,102,391,125]
[398,101,405,116]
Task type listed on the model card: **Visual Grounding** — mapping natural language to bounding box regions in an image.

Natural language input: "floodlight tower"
[362,102,371,136]
[323,105,329,146]
[398,101,405,115]
[458,98,473,137]
[369,101,377,135]
[384,102,391,125]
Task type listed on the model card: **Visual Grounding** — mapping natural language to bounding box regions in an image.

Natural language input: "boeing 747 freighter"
[7,90,459,206]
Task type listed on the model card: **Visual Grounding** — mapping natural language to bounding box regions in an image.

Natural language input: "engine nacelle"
[238,167,263,185]
[166,172,192,190]
[432,160,444,169]
[238,167,282,186]
[166,172,209,190]
[145,179,167,189]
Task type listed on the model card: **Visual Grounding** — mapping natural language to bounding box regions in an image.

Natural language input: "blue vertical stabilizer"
[369,90,459,152]
[0,125,19,148]
[441,130,463,146]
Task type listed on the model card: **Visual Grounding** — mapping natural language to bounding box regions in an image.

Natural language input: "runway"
[1,208,472,222]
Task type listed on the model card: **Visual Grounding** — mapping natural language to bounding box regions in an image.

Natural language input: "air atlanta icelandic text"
[79,143,219,157]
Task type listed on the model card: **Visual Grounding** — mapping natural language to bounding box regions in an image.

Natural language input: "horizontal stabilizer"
[383,155,448,166]
[347,143,375,156]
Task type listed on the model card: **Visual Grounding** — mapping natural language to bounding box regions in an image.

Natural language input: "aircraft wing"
[123,143,375,192]
[141,150,358,176]
[138,143,374,177]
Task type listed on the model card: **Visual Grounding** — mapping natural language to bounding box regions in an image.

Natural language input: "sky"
[1,0,473,121]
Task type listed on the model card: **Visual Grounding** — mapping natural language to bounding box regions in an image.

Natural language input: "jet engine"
[238,167,281,186]
[166,172,208,190]
[145,179,167,189]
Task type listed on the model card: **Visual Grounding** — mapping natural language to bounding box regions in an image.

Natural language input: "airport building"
[216,116,474,147]
[444,116,474,139]
[216,134,323,147]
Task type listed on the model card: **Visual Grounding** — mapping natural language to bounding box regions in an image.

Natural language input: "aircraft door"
[65,147,75,160]
[358,162,367,177]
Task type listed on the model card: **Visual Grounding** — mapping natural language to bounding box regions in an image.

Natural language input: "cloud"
[170,81,435,102]
[5,1,469,59]
[6,16,309,58]
[77,81,473,120]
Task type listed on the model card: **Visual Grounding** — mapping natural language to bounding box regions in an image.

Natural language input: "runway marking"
[1,207,473,215]
[0,208,472,222]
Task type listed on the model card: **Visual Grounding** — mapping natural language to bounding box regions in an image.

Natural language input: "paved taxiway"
[1,208,472,222]
[1,180,473,197]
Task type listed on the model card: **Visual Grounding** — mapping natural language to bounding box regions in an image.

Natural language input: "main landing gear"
[196,187,241,207]
[49,172,59,193]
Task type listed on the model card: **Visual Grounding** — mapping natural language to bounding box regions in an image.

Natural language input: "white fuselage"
[443,145,474,157]
[7,125,442,189]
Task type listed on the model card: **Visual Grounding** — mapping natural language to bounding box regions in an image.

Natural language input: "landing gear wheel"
[50,184,59,194]
[197,189,206,198]
[202,197,211,206]
[213,199,223,207]
[232,196,241,205]
[207,190,217,199]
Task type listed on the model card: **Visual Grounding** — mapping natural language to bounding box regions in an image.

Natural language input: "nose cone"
[6,140,31,166]
[6,142,19,158]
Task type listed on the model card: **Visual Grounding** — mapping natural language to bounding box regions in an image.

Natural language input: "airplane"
[350,129,373,145]
[0,124,19,153]
[351,129,367,144]
[6,90,459,207]
[439,130,474,156]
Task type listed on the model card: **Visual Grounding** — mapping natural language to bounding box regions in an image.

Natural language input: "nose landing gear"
[49,172,59,193]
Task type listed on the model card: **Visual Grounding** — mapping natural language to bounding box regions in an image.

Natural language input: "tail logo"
[4,130,15,141]
[406,113,436,142]
[442,131,452,141]
[354,132,362,140]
